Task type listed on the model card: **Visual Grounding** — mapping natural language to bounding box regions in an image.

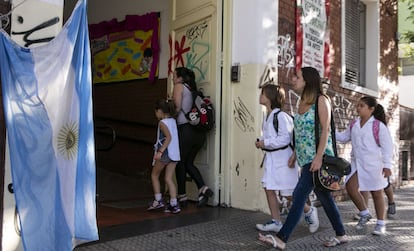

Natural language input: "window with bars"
[345,0,366,87]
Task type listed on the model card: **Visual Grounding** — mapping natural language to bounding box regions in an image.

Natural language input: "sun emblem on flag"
[57,121,79,160]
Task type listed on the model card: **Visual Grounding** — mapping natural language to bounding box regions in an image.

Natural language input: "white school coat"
[336,116,393,191]
[259,109,299,190]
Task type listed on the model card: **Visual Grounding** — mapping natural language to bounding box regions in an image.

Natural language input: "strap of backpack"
[350,118,380,147]
[183,83,197,99]
[314,94,338,157]
[350,119,357,130]
[273,110,281,134]
[180,83,198,115]
[373,119,380,147]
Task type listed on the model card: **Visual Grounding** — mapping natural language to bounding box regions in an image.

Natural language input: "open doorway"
[63,0,223,227]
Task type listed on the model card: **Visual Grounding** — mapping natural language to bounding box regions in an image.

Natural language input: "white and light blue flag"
[0,0,98,250]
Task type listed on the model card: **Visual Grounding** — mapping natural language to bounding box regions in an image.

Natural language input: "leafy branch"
[400,0,414,42]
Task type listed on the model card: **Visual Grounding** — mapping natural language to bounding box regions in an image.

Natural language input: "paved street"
[76,185,414,250]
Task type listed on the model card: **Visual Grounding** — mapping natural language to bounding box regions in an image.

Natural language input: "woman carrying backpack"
[336,96,394,235]
[172,67,213,207]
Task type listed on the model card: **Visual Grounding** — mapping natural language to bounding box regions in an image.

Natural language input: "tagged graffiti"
[258,64,277,88]
[169,20,210,83]
[287,89,301,114]
[332,94,354,127]
[233,97,255,132]
[277,34,295,75]
[186,20,208,42]
[12,17,59,47]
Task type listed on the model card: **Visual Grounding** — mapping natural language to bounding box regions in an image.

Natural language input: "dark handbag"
[314,155,351,191]
[313,95,351,191]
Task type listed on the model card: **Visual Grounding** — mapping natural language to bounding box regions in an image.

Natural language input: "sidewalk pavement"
[75,185,414,250]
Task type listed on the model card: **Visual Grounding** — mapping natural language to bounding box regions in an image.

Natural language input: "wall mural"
[89,12,160,83]
[169,19,210,83]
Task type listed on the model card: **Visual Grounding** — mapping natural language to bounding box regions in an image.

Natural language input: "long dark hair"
[301,67,323,105]
[261,84,285,110]
[360,96,387,125]
[175,67,197,91]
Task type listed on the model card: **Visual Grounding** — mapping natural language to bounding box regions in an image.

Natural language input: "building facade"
[0,0,410,248]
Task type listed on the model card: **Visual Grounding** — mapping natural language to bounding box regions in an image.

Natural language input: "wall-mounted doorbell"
[231,63,240,82]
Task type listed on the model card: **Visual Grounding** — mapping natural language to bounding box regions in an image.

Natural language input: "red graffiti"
[168,35,190,74]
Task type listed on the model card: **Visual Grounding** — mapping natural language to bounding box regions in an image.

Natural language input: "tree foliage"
[400,0,414,42]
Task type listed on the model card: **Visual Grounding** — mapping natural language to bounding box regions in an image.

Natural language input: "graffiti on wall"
[286,89,354,127]
[169,20,210,83]
[278,34,295,77]
[258,64,277,88]
[287,89,301,114]
[11,16,59,47]
[332,93,354,127]
[234,97,255,132]
[258,33,295,88]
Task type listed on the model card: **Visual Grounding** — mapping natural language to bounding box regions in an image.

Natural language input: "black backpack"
[183,84,215,132]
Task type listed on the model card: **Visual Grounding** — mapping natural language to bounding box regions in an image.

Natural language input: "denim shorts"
[159,150,172,164]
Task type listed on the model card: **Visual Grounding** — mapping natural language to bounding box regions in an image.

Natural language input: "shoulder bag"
[313,95,351,191]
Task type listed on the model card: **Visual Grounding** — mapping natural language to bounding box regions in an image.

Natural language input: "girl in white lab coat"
[254,84,319,234]
[336,96,393,236]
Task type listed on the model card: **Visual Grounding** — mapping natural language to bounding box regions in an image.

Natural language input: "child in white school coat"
[254,84,319,233]
[336,96,393,235]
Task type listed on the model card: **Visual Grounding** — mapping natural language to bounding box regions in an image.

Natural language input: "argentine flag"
[0,0,98,250]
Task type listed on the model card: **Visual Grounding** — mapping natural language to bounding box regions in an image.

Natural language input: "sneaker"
[304,206,319,233]
[256,220,283,232]
[164,204,181,214]
[147,199,165,211]
[353,213,361,221]
[197,188,214,207]
[355,213,372,230]
[178,195,188,208]
[387,202,396,216]
[372,224,386,236]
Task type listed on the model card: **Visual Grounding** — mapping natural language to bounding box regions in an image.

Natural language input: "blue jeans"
[276,163,346,243]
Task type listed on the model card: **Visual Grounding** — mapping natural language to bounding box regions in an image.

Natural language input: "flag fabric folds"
[0,0,98,250]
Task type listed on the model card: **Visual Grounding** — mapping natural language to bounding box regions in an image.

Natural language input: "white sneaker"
[372,224,386,236]
[304,206,319,233]
[256,220,283,232]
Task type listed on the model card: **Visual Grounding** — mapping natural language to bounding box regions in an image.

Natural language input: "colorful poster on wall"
[89,13,160,83]
[296,0,330,78]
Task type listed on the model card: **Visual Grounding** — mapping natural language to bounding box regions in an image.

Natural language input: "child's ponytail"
[373,104,387,125]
